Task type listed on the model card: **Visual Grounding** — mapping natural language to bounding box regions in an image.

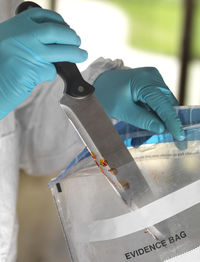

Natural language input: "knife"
[16,1,165,239]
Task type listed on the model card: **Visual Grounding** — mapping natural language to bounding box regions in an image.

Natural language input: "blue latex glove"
[94,67,185,141]
[0,8,88,119]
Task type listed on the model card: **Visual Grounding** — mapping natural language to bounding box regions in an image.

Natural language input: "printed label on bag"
[124,231,187,260]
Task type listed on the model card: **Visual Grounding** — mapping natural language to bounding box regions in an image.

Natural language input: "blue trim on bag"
[52,107,200,182]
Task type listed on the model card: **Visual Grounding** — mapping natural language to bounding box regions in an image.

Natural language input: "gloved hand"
[0,8,88,119]
[94,67,185,141]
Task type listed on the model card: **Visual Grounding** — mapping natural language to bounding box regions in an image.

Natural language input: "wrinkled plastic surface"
[49,106,200,262]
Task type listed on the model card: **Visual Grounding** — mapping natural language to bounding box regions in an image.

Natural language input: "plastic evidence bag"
[49,106,200,262]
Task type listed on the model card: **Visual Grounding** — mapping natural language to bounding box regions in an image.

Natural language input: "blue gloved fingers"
[31,62,57,84]
[40,44,88,62]
[112,101,165,133]
[157,86,179,107]
[0,7,88,119]
[1,50,57,97]
[36,23,81,45]
[27,8,65,24]
[131,67,179,107]
[138,87,185,141]
[94,67,185,141]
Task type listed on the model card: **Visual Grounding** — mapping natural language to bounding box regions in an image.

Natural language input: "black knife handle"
[16,1,94,98]
[15,1,41,13]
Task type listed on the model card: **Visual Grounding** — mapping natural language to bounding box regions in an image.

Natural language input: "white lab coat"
[0,2,124,261]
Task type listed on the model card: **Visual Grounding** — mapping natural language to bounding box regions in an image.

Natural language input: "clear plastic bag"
[49,106,200,262]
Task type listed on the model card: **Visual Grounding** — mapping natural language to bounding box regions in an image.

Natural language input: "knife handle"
[16,1,95,98]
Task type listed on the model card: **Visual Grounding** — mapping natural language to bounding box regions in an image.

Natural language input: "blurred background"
[17,0,200,261]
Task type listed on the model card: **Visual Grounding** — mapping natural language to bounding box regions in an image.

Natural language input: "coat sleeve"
[16,57,125,175]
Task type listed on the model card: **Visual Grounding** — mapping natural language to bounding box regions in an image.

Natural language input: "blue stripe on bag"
[59,107,200,177]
